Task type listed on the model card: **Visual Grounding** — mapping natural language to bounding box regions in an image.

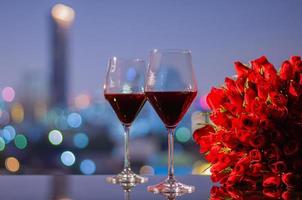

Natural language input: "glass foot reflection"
[148,177,194,196]
[106,168,148,184]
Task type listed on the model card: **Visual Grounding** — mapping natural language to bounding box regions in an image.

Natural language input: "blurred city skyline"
[1,0,302,99]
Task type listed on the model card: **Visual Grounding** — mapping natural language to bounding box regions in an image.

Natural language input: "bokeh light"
[67,112,82,128]
[74,94,91,109]
[2,125,16,143]
[175,127,191,143]
[139,165,155,175]
[73,133,89,149]
[0,137,6,151]
[192,160,211,175]
[5,157,20,172]
[48,130,63,145]
[61,151,76,166]
[1,87,15,102]
[14,134,27,149]
[199,94,210,111]
[80,159,96,175]
[0,110,10,125]
[11,103,24,123]
[51,4,75,26]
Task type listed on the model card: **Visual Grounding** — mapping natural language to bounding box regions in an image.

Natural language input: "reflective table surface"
[0,175,212,200]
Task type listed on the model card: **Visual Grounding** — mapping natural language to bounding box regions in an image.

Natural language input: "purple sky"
[0,0,302,98]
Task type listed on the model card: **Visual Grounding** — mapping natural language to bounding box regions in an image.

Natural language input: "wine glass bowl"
[104,57,148,184]
[145,49,197,195]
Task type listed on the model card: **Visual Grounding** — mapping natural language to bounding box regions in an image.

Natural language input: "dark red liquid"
[145,91,197,128]
[105,93,146,125]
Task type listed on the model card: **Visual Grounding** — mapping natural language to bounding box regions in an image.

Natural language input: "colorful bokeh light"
[67,112,82,128]
[14,134,27,149]
[1,87,15,102]
[61,151,76,166]
[80,159,96,175]
[73,133,89,149]
[0,137,6,151]
[48,130,63,145]
[175,126,191,143]
[5,157,20,172]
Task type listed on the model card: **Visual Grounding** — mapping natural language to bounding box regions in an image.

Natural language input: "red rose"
[234,61,250,78]
[225,77,238,92]
[263,175,282,188]
[210,111,232,129]
[193,125,214,143]
[290,56,301,65]
[251,56,270,74]
[235,76,247,94]
[244,87,257,106]
[280,61,293,80]
[250,163,265,175]
[250,134,266,149]
[262,188,283,199]
[282,172,301,188]
[234,157,250,175]
[269,91,287,106]
[289,81,300,97]
[207,87,227,109]
[249,149,262,162]
[226,174,240,187]
[270,161,287,174]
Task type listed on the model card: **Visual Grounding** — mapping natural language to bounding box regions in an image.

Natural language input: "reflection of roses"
[210,186,302,200]
[194,56,302,189]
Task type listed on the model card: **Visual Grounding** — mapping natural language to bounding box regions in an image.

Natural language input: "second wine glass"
[104,57,148,184]
[145,49,197,195]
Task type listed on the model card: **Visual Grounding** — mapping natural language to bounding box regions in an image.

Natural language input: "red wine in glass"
[104,57,148,184]
[105,93,146,125]
[145,49,198,196]
[145,91,197,128]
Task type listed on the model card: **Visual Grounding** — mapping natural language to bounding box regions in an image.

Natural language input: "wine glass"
[145,49,197,195]
[104,57,148,184]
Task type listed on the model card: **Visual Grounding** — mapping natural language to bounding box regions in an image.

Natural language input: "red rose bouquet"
[193,56,302,189]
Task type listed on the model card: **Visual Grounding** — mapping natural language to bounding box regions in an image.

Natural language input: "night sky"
[1,0,302,98]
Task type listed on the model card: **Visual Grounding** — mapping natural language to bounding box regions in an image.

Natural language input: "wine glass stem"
[167,128,175,179]
[124,125,131,170]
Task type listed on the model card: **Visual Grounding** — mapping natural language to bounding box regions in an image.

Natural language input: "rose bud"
[280,61,293,80]
[234,61,250,77]
[290,56,301,65]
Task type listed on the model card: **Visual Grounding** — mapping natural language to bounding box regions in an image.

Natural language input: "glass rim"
[151,48,192,54]
[108,56,145,63]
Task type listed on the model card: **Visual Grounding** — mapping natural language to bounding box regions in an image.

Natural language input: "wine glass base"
[106,168,148,184]
[147,177,195,196]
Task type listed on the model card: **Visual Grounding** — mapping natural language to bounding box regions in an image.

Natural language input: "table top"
[0,175,213,200]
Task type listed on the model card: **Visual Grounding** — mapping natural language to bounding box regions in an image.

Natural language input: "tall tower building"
[50,4,75,108]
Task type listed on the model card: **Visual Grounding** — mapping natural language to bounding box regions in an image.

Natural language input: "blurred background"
[0,0,301,175]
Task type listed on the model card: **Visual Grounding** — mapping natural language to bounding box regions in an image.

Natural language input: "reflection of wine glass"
[145,49,197,195]
[104,57,148,184]
[120,182,136,200]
